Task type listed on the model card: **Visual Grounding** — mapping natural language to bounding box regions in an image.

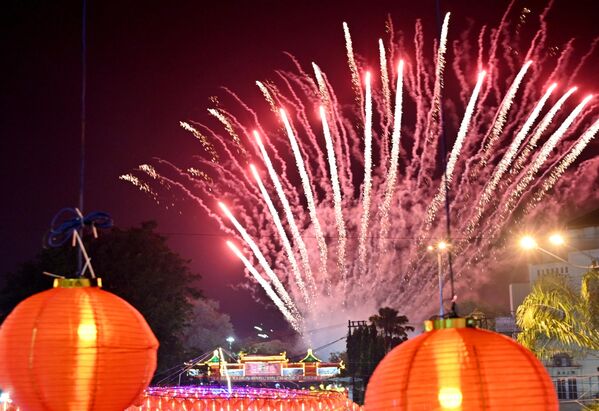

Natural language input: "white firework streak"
[312,63,331,109]
[343,22,362,104]
[358,72,373,268]
[250,164,311,305]
[467,83,557,233]
[226,241,301,332]
[118,174,156,196]
[254,131,317,293]
[218,202,299,318]
[481,60,533,162]
[179,121,219,162]
[426,71,486,225]
[280,109,329,291]
[256,81,277,113]
[379,39,392,121]
[426,12,450,144]
[508,95,594,209]
[512,87,578,174]
[528,118,599,208]
[379,61,404,241]
[139,164,158,179]
[320,106,347,283]
[208,108,247,155]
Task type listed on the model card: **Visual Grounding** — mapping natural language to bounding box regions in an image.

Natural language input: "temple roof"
[299,349,322,363]
[206,350,220,363]
[238,352,288,363]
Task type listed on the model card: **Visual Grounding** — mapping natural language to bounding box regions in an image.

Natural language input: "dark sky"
[1,0,597,339]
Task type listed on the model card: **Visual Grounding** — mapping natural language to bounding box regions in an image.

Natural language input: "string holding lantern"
[0,208,159,411]
[364,318,558,410]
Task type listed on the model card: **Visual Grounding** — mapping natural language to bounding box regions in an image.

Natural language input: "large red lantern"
[0,278,159,411]
[365,318,558,410]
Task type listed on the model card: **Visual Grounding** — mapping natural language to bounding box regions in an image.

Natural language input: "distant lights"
[548,233,566,246]
[519,235,538,250]
[427,241,450,251]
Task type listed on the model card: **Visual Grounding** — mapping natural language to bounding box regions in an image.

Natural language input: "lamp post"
[226,336,235,351]
[428,241,450,317]
[519,234,598,271]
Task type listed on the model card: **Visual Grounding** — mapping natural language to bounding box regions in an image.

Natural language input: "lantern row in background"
[0,278,158,411]
[364,318,558,410]
[125,386,362,411]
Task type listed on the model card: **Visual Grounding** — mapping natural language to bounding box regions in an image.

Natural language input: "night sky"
[1,0,597,339]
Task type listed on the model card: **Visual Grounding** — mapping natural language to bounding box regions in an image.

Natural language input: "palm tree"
[581,268,599,329]
[369,307,414,353]
[516,271,599,359]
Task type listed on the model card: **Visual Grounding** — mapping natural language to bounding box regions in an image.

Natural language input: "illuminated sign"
[245,362,282,376]
[282,368,304,377]
[317,367,340,376]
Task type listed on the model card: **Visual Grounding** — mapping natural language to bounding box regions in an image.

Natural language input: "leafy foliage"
[583,401,599,411]
[516,271,599,359]
[581,268,599,329]
[182,298,235,356]
[242,339,288,355]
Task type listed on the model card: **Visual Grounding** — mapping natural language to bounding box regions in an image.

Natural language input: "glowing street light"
[519,235,538,250]
[226,336,235,351]
[518,233,597,270]
[548,233,566,246]
[427,241,451,317]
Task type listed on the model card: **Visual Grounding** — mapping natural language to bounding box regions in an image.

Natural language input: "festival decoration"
[364,318,558,410]
[123,6,599,345]
[124,386,361,411]
[0,278,159,411]
[0,208,159,411]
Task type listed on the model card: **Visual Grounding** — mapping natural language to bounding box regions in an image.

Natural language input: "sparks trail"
[124,7,599,344]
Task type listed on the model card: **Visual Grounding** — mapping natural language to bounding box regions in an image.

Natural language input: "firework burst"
[124,6,598,344]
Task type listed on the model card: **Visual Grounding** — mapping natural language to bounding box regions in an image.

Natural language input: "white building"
[508,209,599,406]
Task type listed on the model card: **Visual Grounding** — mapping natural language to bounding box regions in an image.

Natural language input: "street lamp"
[548,232,565,246]
[226,336,235,351]
[428,241,450,317]
[519,235,537,250]
[518,234,598,270]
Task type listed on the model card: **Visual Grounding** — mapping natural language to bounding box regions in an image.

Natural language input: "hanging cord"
[79,0,87,213]
[77,0,88,273]
[43,2,112,280]
[435,0,457,317]
[46,208,113,278]
[47,208,113,248]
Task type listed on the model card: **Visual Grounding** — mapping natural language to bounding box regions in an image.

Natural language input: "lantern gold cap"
[424,317,468,331]
[53,278,102,288]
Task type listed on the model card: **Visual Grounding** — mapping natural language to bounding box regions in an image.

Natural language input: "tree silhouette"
[369,307,414,353]
[347,307,413,404]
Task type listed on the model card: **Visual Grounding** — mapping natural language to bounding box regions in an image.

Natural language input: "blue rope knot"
[47,207,113,248]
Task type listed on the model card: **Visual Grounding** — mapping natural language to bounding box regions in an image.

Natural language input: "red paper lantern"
[365,318,558,410]
[0,278,159,411]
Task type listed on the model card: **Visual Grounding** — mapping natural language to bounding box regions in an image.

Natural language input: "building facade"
[508,209,599,406]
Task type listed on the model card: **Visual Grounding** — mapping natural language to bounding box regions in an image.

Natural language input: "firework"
[125,7,598,344]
